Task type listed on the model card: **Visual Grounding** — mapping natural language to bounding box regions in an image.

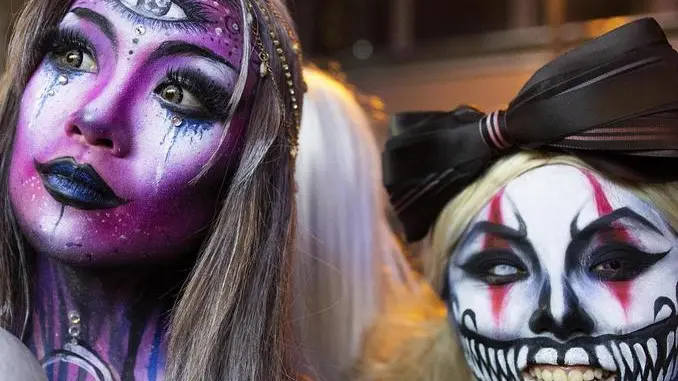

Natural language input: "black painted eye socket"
[589,243,668,282]
[460,250,529,286]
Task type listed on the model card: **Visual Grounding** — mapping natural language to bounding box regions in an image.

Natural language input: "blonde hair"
[357,150,678,381]
[293,67,405,381]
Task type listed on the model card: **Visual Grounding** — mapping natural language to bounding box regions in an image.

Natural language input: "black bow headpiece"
[383,18,678,243]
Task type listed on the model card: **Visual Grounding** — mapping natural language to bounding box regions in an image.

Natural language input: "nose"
[64,81,134,157]
[529,280,594,341]
[65,108,131,157]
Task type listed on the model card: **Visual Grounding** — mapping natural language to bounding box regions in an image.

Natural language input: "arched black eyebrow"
[71,7,118,48]
[570,206,664,241]
[149,41,235,70]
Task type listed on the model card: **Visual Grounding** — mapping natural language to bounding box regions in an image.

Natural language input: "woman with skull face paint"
[0,0,304,380]
[356,18,678,381]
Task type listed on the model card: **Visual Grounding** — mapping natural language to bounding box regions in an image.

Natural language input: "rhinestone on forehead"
[119,0,189,21]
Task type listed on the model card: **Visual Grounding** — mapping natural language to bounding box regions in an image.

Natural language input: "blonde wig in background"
[293,67,406,381]
[356,150,678,381]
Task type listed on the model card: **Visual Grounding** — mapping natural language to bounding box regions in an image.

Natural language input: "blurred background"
[1,0,676,269]
[1,0,677,115]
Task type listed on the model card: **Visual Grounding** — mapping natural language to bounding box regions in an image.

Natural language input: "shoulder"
[0,328,47,381]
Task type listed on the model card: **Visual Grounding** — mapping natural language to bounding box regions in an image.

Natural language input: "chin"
[12,198,202,267]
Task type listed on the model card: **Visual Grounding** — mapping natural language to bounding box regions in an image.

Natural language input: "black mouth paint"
[35,157,127,210]
[454,283,678,381]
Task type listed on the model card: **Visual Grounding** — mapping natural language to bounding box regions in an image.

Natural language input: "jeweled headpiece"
[245,0,304,159]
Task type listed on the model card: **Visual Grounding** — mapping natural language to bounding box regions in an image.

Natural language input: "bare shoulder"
[0,328,46,381]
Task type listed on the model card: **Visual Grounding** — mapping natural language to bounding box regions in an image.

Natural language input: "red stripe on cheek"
[485,189,510,325]
[582,170,633,315]
[608,281,631,312]
[490,285,511,325]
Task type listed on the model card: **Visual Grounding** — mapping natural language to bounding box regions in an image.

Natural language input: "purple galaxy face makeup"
[8,0,254,264]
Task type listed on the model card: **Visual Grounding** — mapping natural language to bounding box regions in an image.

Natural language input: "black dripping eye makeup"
[36,26,233,123]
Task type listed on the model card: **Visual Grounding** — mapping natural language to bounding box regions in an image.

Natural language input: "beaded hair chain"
[245,0,304,158]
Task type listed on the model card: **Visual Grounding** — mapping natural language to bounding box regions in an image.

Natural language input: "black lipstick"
[35,157,127,210]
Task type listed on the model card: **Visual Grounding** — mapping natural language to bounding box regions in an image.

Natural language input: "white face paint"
[446,165,678,381]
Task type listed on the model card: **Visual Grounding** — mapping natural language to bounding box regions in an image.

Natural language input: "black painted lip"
[35,157,127,210]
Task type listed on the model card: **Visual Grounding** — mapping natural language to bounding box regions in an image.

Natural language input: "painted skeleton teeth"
[463,313,478,332]
[593,345,616,372]
[498,349,508,375]
[534,348,559,365]
[518,346,529,370]
[508,347,519,380]
[479,343,487,365]
[610,342,625,376]
[564,348,589,366]
[489,347,498,374]
[647,338,659,366]
[632,343,646,375]
[619,342,634,372]
[457,327,678,381]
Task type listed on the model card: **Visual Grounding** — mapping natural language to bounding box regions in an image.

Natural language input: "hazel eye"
[154,83,206,113]
[55,49,97,73]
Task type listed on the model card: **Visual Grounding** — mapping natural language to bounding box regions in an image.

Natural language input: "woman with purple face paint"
[0,0,305,380]
[356,19,678,381]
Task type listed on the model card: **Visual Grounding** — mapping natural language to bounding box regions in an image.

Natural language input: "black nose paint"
[529,280,595,340]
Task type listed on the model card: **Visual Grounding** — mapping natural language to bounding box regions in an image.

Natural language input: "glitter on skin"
[8,0,259,378]
[10,0,253,263]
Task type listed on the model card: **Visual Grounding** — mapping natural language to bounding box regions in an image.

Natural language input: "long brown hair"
[0,1,304,380]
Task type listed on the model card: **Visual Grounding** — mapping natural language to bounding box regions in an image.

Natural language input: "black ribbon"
[383,18,678,243]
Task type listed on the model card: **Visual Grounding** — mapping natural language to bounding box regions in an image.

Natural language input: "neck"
[26,253,187,381]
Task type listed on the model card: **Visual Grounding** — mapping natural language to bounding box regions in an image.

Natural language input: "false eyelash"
[36,27,97,60]
[164,68,232,120]
[102,0,213,34]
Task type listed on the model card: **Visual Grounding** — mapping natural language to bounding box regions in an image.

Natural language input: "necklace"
[40,310,117,381]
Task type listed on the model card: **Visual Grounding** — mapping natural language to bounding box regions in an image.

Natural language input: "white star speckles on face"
[119,0,188,20]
